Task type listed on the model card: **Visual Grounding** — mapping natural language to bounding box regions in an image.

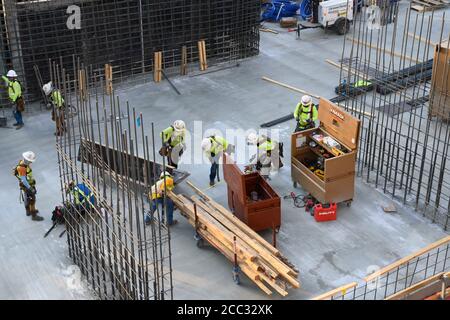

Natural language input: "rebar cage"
[0,0,260,104]
[52,57,174,300]
[338,4,450,230]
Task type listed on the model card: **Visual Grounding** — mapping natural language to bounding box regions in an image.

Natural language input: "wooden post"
[154,51,162,83]
[78,69,87,101]
[181,46,188,76]
[198,40,208,71]
[105,64,113,95]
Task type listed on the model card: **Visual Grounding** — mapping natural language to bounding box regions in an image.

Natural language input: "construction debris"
[382,204,397,213]
[169,182,300,296]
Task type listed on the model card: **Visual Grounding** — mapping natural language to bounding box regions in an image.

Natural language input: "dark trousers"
[145,198,174,225]
[210,162,219,183]
[13,109,23,125]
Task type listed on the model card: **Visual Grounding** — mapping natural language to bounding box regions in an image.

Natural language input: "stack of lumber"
[169,182,300,296]
[411,0,449,12]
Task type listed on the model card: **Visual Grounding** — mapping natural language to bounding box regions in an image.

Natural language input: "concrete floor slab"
[0,4,448,300]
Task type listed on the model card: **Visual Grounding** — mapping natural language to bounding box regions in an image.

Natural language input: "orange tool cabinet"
[223,154,281,232]
[291,98,361,205]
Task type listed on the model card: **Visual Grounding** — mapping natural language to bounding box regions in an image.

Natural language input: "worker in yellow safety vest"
[13,151,44,221]
[2,70,25,130]
[43,81,66,136]
[160,120,186,169]
[201,135,235,186]
[146,171,177,226]
[246,133,284,179]
[294,95,318,132]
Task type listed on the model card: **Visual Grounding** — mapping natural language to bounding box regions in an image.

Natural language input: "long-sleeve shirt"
[2,76,22,102]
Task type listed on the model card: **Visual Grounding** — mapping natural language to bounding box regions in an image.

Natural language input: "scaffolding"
[0,0,260,104]
[338,4,450,230]
[51,56,178,300]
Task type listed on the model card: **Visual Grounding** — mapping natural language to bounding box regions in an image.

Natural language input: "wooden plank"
[154,52,162,83]
[407,32,437,46]
[105,64,113,95]
[346,37,421,63]
[170,191,299,296]
[311,282,358,300]
[186,181,281,256]
[365,236,450,282]
[385,272,447,300]
[262,76,321,99]
[193,197,299,287]
[263,75,373,118]
[181,46,188,76]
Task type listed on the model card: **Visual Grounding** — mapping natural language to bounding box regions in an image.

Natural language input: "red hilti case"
[314,203,337,222]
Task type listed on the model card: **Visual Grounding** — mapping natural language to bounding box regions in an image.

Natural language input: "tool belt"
[16,97,25,112]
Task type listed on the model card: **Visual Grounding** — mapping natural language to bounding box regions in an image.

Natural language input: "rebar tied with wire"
[51,56,173,300]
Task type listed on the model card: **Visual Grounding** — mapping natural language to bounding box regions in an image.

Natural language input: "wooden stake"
[105,64,113,95]
[198,40,208,71]
[154,51,162,83]
[181,46,188,76]
[78,69,87,101]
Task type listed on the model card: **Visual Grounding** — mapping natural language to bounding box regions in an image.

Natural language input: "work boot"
[32,214,44,221]
[16,124,24,130]
[26,210,31,217]
[209,180,215,187]
[13,123,19,127]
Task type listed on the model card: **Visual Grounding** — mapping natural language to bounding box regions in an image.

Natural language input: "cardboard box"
[291,98,361,204]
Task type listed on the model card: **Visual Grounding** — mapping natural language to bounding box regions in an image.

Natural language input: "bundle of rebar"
[169,183,300,297]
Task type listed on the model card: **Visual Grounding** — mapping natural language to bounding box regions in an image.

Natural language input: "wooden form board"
[78,68,87,101]
[105,64,113,95]
[181,46,188,76]
[154,51,162,83]
[168,184,299,297]
[430,40,450,120]
[198,40,208,71]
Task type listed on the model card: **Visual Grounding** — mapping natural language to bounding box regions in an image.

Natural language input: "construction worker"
[201,136,235,186]
[160,120,186,169]
[294,95,318,132]
[146,171,177,226]
[2,70,24,130]
[66,181,95,214]
[13,151,44,221]
[43,81,66,136]
[246,133,284,179]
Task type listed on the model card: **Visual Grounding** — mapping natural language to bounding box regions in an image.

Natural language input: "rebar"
[52,57,173,300]
[339,4,450,230]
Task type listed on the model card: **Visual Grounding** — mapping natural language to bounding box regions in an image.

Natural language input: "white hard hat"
[22,151,36,163]
[43,82,53,95]
[173,120,186,132]
[160,171,172,179]
[201,138,212,151]
[247,133,258,145]
[301,95,312,106]
[7,70,17,78]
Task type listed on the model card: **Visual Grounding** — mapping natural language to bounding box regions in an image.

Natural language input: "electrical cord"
[283,192,307,208]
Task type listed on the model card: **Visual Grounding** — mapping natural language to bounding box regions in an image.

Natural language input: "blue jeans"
[145,197,174,225]
[13,109,23,125]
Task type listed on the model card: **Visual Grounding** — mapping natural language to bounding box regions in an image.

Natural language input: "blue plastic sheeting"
[261,1,300,22]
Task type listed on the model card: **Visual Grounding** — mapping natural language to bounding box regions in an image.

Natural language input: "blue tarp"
[261,1,300,22]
